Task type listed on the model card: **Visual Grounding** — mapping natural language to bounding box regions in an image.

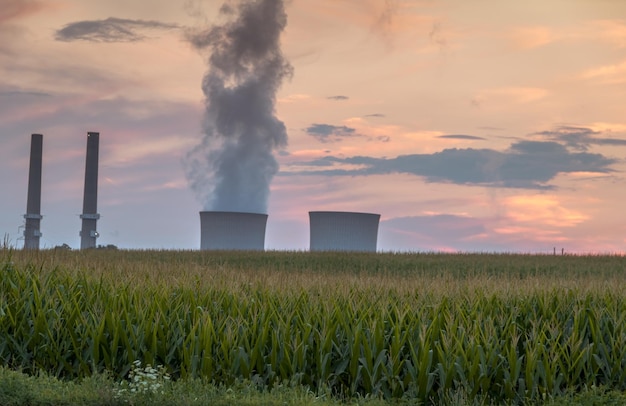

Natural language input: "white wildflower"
[114,360,171,400]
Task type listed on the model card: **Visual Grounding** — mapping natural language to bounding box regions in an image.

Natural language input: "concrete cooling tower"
[309,211,380,252]
[24,134,43,250]
[200,211,268,251]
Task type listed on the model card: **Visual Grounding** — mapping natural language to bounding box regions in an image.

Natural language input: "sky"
[2,0,626,253]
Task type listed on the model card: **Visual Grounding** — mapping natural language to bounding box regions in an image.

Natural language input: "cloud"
[0,0,46,23]
[588,19,626,48]
[380,214,487,252]
[0,0,50,56]
[503,195,588,228]
[508,26,555,50]
[437,134,486,141]
[286,140,617,189]
[428,21,447,51]
[278,94,311,104]
[365,113,386,118]
[476,87,549,105]
[106,135,196,166]
[55,17,179,42]
[304,122,392,143]
[580,59,626,84]
[0,95,201,163]
[305,123,361,143]
[371,0,399,47]
[327,95,349,101]
[534,126,626,151]
[0,87,51,98]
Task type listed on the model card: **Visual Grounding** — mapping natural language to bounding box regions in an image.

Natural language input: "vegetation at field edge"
[2,366,626,405]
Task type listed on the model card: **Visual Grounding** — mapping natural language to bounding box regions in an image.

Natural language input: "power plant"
[18,136,385,252]
[200,211,268,251]
[80,132,100,249]
[23,134,44,250]
[309,211,380,252]
[13,3,393,252]
[13,1,392,253]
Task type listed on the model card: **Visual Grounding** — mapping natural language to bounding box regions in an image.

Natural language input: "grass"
[1,247,626,404]
[1,366,625,405]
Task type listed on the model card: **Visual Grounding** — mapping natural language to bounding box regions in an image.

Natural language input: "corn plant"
[1,249,626,404]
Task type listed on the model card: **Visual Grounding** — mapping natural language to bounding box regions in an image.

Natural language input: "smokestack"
[23,133,43,250]
[200,211,267,250]
[309,211,381,252]
[80,132,100,249]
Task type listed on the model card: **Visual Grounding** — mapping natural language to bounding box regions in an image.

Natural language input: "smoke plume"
[184,0,292,213]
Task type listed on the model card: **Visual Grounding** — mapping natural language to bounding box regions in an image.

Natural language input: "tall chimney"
[23,133,43,250]
[80,132,100,249]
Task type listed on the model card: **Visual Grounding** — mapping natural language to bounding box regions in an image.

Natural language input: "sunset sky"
[2,0,626,252]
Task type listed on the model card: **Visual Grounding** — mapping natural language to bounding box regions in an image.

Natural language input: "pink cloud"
[0,0,49,23]
[475,87,549,105]
[503,195,588,228]
[580,59,626,84]
[588,19,626,48]
[508,26,555,50]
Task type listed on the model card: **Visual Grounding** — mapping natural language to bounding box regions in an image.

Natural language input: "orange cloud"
[140,180,187,192]
[294,0,438,45]
[278,94,312,104]
[504,195,588,228]
[508,26,555,50]
[492,226,569,243]
[475,86,549,106]
[588,122,626,133]
[580,59,626,84]
[588,19,626,48]
[0,0,49,23]
[501,19,626,54]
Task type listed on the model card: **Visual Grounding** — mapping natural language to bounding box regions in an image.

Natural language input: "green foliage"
[0,366,425,406]
[0,366,115,405]
[1,249,625,404]
[544,386,626,405]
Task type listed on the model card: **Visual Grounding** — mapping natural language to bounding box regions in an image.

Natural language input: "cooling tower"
[200,211,267,250]
[23,134,43,250]
[309,211,380,252]
[80,132,100,249]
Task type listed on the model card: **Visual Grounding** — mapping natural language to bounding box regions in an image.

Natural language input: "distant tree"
[97,244,118,250]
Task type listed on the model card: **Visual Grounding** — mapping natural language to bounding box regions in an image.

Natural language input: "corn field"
[1,248,625,404]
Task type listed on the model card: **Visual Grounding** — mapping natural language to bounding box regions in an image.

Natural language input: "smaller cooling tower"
[309,211,380,252]
[200,211,268,251]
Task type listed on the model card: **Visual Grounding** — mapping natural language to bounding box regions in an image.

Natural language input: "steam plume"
[184,0,292,213]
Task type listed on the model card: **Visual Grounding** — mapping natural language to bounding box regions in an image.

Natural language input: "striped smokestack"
[23,133,43,250]
[80,132,100,249]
